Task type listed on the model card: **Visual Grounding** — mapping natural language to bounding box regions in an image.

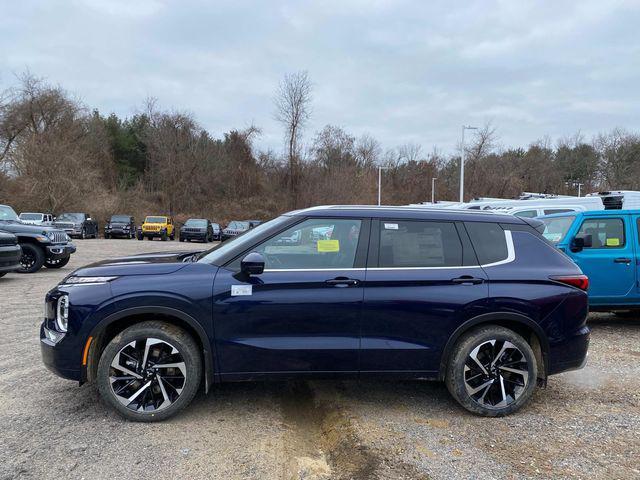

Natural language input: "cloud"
[1,0,638,154]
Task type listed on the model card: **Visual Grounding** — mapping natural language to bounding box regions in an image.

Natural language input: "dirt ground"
[0,239,638,480]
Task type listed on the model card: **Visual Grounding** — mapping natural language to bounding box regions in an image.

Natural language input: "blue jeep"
[540,209,640,312]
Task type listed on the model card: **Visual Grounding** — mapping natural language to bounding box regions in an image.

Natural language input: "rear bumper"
[547,325,590,375]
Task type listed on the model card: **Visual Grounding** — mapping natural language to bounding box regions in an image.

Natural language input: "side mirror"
[571,234,592,252]
[241,252,265,275]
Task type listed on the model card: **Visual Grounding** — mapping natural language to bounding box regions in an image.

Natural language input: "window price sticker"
[384,223,399,230]
[317,239,340,252]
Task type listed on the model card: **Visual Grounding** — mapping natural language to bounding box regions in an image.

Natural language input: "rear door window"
[464,222,508,265]
[377,221,463,267]
[576,218,625,248]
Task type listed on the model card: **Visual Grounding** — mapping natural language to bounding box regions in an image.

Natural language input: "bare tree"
[274,71,312,207]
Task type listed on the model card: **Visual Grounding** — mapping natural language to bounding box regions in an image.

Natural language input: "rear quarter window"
[464,222,508,265]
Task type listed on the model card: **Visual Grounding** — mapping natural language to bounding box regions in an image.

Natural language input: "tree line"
[1,72,639,226]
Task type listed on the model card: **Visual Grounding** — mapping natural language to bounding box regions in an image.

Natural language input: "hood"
[108,222,131,227]
[0,220,57,235]
[72,250,204,277]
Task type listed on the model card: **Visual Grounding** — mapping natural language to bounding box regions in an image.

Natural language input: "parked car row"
[0,204,76,274]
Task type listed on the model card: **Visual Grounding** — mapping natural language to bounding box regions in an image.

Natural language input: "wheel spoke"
[109,337,187,413]
[463,338,530,410]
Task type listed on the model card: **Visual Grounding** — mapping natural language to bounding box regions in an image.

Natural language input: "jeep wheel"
[161,231,167,241]
[18,244,46,273]
[81,228,87,240]
[445,325,537,417]
[44,256,71,269]
[104,233,110,239]
[96,321,202,422]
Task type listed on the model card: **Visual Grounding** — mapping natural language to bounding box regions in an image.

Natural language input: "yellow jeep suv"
[138,216,175,241]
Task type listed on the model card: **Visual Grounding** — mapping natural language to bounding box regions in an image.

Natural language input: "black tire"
[445,325,537,417]
[104,233,110,239]
[179,237,184,242]
[613,310,639,318]
[137,233,143,241]
[44,256,71,269]
[161,231,168,242]
[170,232,175,241]
[17,243,46,273]
[81,227,87,240]
[96,321,202,422]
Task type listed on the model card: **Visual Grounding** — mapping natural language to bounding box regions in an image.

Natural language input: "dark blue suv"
[41,206,590,421]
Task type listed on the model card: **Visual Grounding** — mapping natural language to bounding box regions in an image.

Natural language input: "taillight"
[550,275,589,291]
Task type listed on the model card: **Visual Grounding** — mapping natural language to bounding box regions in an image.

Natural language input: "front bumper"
[548,325,590,375]
[0,244,21,273]
[105,228,132,237]
[180,231,207,241]
[46,243,76,260]
[40,328,81,381]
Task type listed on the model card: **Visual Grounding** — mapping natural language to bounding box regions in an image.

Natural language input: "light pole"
[377,166,390,205]
[460,125,478,202]
[566,180,584,197]
[431,177,437,204]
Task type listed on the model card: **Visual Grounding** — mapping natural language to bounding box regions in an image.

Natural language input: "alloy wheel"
[463,339,529,409]
[20,252,36,270]
[109,338,187,412]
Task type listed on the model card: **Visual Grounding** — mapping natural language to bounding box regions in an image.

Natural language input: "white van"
[19,212,54,226]
[585,191,640,210]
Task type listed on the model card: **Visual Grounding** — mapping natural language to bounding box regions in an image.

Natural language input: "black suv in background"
[210,221,221,241]
[221,220,250,241]
[104,215,136,239]
[179,219,214,243]
[0,230,21,277]
[0,204,76,273]
[54,213,99,239]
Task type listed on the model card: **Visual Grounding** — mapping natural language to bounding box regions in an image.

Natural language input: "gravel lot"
[1,239,639,479]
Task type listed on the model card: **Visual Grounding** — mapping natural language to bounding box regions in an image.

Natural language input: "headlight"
[46,231,56,241]
[63,276,118,285]
[35,234,49,242]
[56,295,69,332]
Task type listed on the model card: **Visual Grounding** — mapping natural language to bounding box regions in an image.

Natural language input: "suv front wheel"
[445,325,537,417]
[96,321,202,422]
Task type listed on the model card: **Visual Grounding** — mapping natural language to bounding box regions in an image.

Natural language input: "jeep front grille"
[49,230,68,244]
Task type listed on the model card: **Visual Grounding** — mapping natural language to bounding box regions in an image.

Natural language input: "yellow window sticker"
[317,239,340,252]
[606,238,620,247]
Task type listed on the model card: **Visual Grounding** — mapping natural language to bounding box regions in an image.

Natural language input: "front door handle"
[614,257,632,264]
[451,276,484,285]
[325,277,359,287]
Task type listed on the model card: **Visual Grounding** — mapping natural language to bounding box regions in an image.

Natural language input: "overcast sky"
[2,0,639,155]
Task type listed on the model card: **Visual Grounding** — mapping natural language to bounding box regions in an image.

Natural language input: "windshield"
[110,215,130,222]
[145,216,167,223]
[185,219,207,227]
[227,221,249,229]
[20,213,43,220]
[0,205,20,221]
[541,216,575,244]
[198,216,289,264]
[58,213,84,222]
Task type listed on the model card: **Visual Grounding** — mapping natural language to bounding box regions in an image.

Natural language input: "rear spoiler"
[520,217,545,234]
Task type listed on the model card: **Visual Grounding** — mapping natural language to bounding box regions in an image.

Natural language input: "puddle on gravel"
[279,381,380,480]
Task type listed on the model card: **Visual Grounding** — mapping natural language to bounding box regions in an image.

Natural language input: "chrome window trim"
[260,230,515,272]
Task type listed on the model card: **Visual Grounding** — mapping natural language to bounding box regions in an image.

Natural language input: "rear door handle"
[325,277,359,287]
[451,276,484,285]
[614,257,632,264]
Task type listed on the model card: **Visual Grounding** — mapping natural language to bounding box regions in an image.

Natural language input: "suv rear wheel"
[18,243,45,273]
[96,321,202,422]
[445,325,537,417]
